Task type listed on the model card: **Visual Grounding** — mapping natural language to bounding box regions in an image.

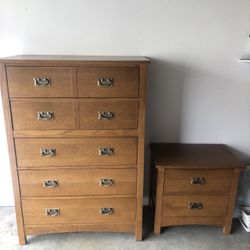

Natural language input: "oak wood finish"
[7,67,75,97]
[0,55,149,244]
[15,138,137,167]
[22,197,136,225]
[19,168,137,196]
[77,67,139,97]
[150,143,244,235]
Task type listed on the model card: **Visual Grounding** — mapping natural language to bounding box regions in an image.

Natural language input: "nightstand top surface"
[150,143,244,169]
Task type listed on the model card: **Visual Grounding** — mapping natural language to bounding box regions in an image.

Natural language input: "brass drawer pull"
[98,148,114,156]
[99,178,113,187]
[43,180,58,188]
[45,208,60,216]
[188,203,203,210]
[100,207,113,215]
[34,77,51,87]
[191,177,206,185]
[98,111,114,120]
[97,78,113,88]
[40,148,56,157]
[37,111,54,121]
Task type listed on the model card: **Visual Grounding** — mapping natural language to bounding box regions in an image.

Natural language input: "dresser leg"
[18,234,27,245]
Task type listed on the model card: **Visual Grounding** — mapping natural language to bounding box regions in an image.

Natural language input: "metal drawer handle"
[45,208,60,216]
[37,111,54,121]
[97,78,113,87]
[100,207,113,215]
[191,177,206,185]
[40,148,56,157]
[98,111,114,120]
[99,178,113,187]
[188,203,203,210]
[43,180,58,188]
[34,77,51,87]
[98,148,114,156]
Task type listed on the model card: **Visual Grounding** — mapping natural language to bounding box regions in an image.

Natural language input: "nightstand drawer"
[7,67,75,97]
[22,197,136,225]
[164,170,233,194]
[15,138,137,167]
[162,195,229,217]
[77,67,139,97]
[79,100,138,130]
[11,99,76,130]
[19,168,137,197]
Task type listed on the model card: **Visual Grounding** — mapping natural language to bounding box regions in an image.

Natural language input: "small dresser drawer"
[15,138,137,167]
[162,195,229,217]
[11,99,76,130]
[79,101,138,130]
[7,67,75,97]
[19,169,137,197]
[22,197,136,225]
[164,170,233,194]
[77,67,139,97]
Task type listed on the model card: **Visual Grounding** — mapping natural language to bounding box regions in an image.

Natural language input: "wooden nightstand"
[150,143,245,235]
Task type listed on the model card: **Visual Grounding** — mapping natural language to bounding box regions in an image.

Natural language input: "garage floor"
[0,206,249,250]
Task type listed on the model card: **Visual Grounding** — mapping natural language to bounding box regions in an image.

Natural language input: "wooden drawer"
[79,100,138,130]
[77,67,139,97]
[22,197,136,225]
[19,168,137,197]
[7,67,75,97]
[162,195,229,217]
[15,138,137,167]
[11,99,76,130]
[164,169,233,194]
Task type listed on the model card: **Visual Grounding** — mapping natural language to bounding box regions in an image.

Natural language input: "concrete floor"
[0,207,249,250]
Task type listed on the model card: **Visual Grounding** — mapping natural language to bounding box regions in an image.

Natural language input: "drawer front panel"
[79,101,138,130]
[77,67,139,97]
[22,197,136,225]
[15,138,137,167]
[7,67,75,97]
[162,195,229,217]
[11,100,76,130]
[19,169,137,196]
[164,170,233,194]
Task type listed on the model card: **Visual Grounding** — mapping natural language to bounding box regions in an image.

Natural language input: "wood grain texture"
[223,168,241,234]
[25,223,135,235]
[14,129,138,138]
[150,143,245,169]
[79,100,138,130]
[162,195,229,217]
[11,99,77,130]
[77,67,139,98]
[19,168,137,197]
[15,137,137,167]
[154,168,164,235]
[0,64,26,245]
[22,197,136,225]
[164,169,233,194]
[7,66,75,97]
[135,63,147,240]
[162,217,225,227]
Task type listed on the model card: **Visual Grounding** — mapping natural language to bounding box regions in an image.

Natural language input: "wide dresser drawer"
[164,169,233,193]
[162,195,229,217]
[15,138,137,167]
[11,99,76,130]
[77,67,139,97]
[7,67,75,97]
[22,197,136,225]
[19,169,137,196]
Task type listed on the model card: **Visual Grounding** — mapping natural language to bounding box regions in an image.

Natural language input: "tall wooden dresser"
[0,55,149,244]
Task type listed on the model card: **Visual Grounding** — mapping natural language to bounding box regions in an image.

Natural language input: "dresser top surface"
[0,55,150,65]
[150,143,245,169]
